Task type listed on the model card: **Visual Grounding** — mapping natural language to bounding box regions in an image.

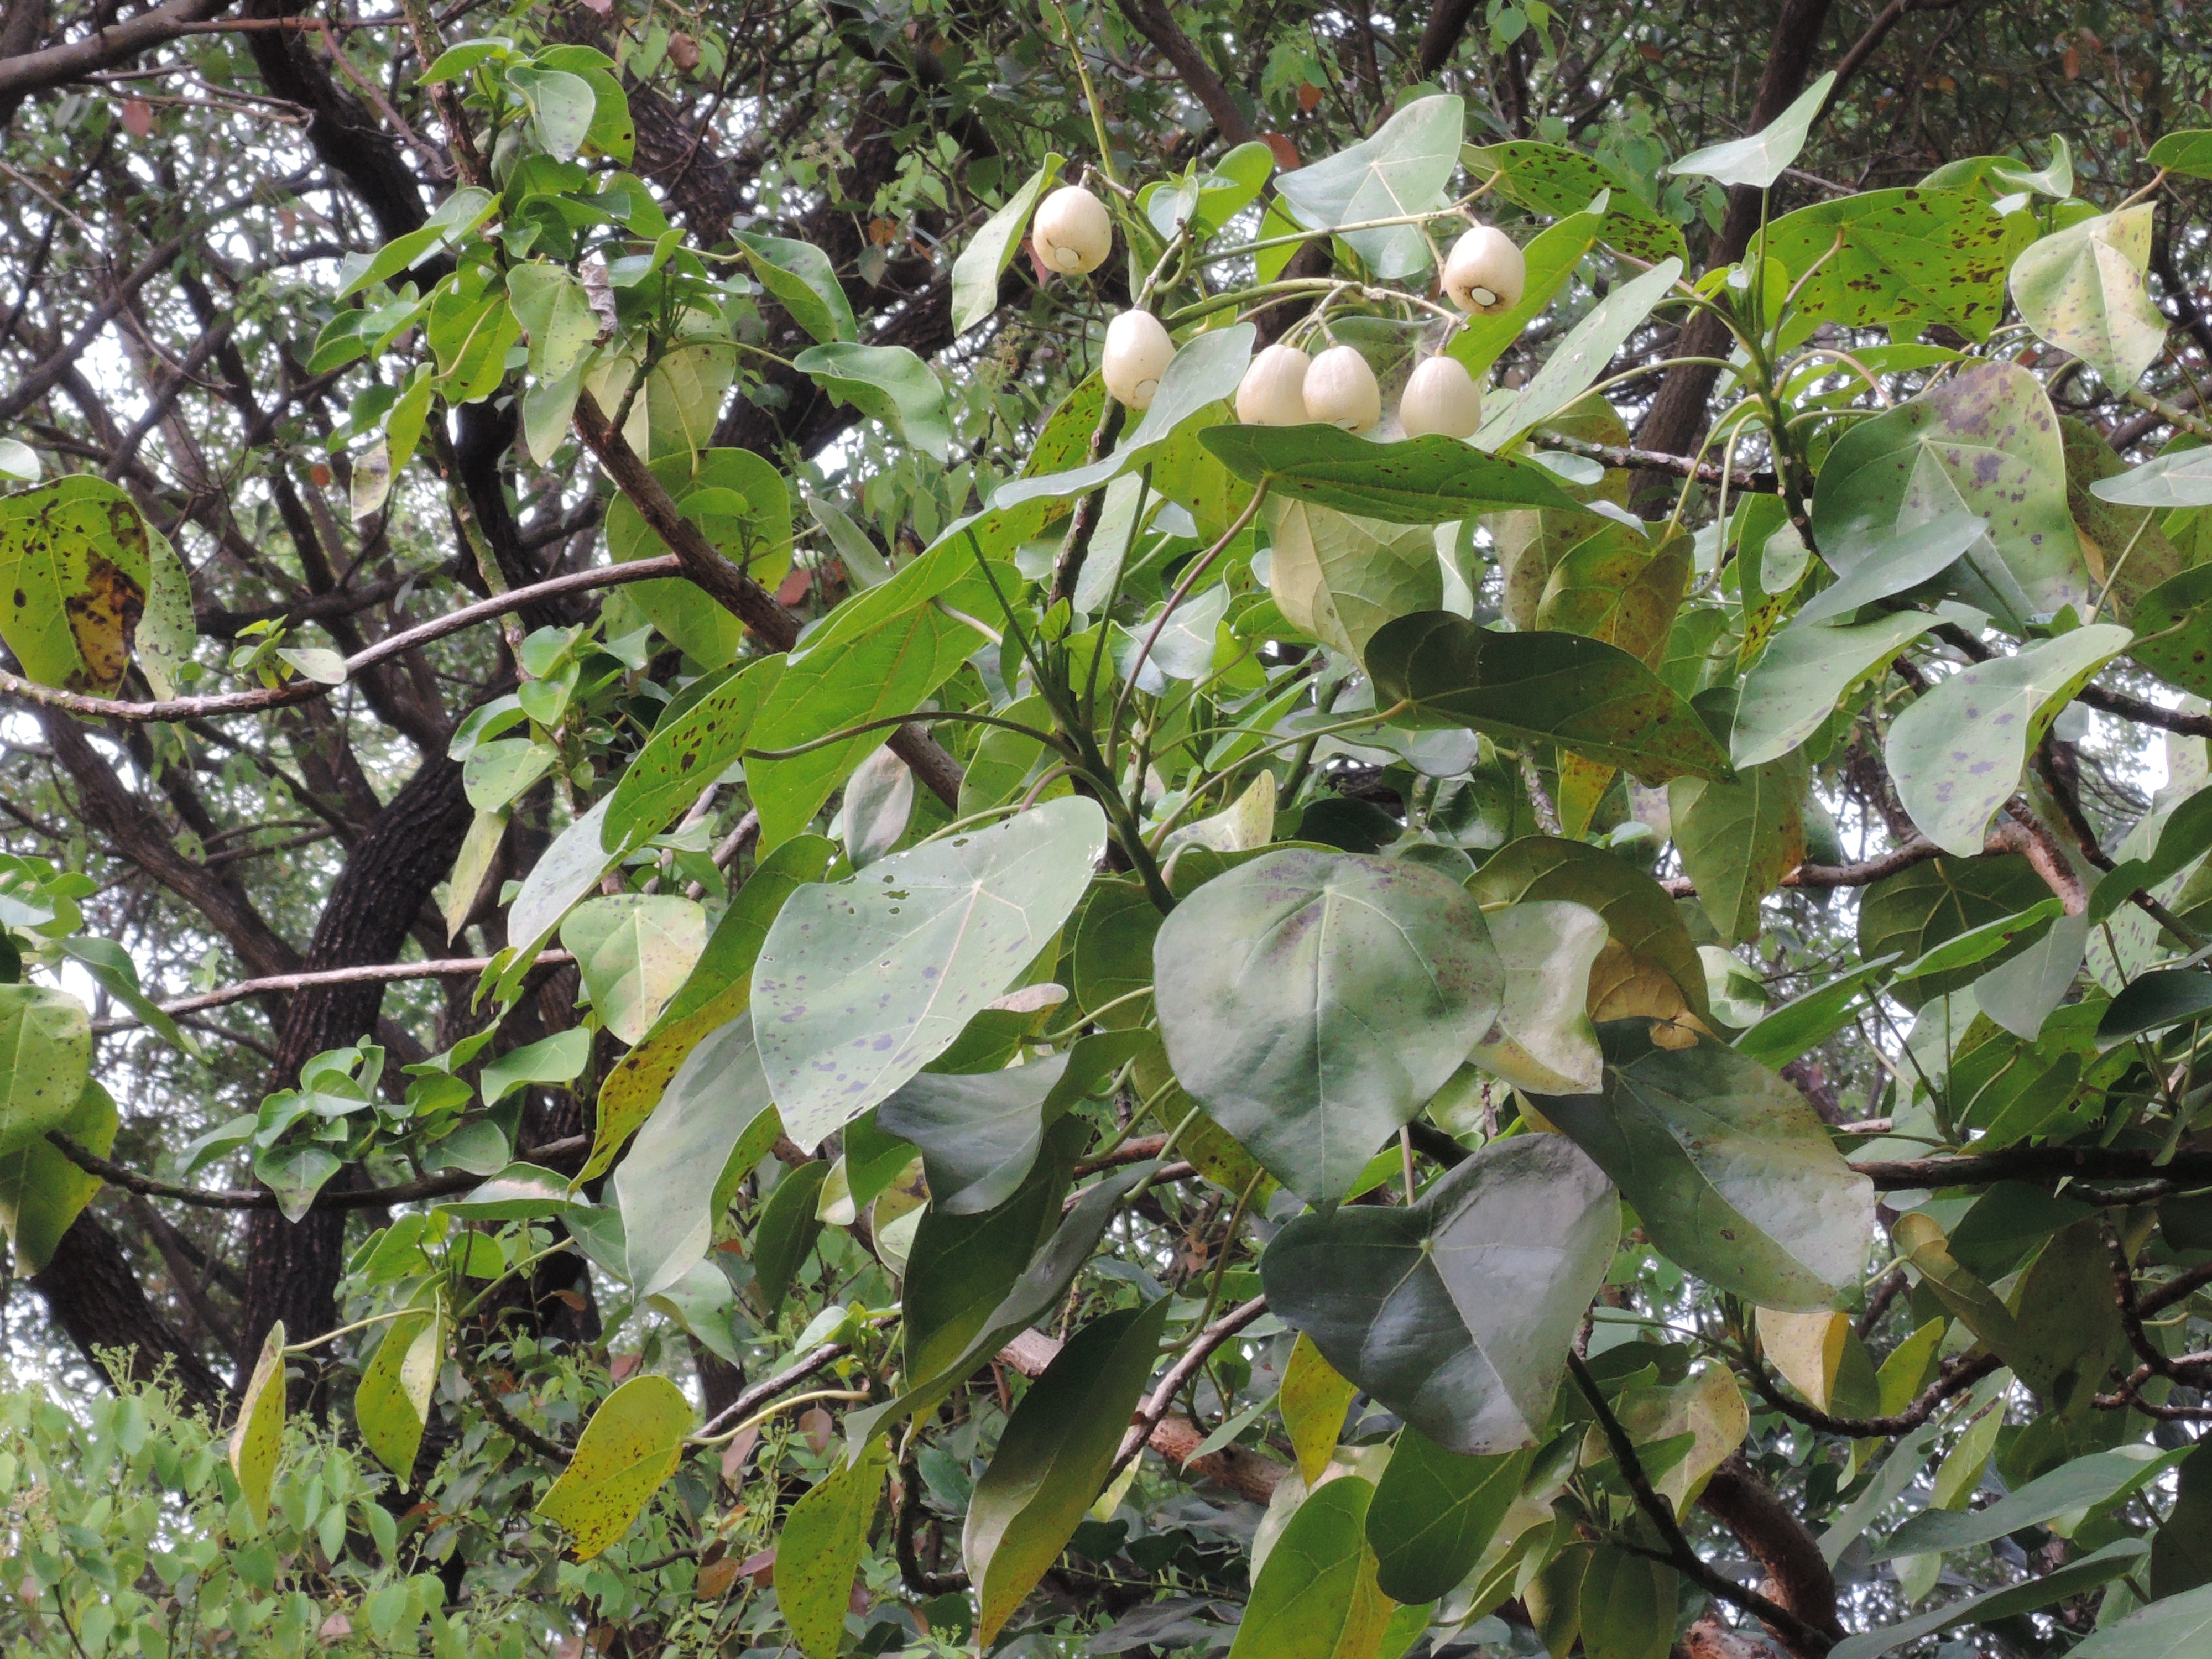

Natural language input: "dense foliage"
[2,2,2212,1656]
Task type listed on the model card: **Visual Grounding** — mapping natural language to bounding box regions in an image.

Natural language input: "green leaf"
[0,983,90,1152]
[1365,1431,1529,1604]
[775,1438,890,1658]
[561,894,707,1046]
[792,343,951,461]
[438,1162,575,1220]
[734,232,857,345]
[1446,209,1603,378]
[2123,560,2212,701]
[536,1374,693,1560]
[2099,967,2212,1040]
[850,1161,1159,1439]
[1228,1476,1397,1659]
[603,659,783,850]
[1262,1134,1619,1453]
[2146,130,2212,178]
[2070,1583,2212,1659]
[506,262,599,381]
[254,1141,343,1223]
[135,525,195,700]
[1467,834,1709,1023]
[0,1078,112,1275]
[964,1299,1171,1644]
[1537,1025,1875,1309]
[1282,1332,1360,1484]
[1154,850,1503,1202]
[1794,511,1987,627]
[750,1160,829,1317]
[2011,205,2166,392]
[1266,502,1441,655]
[1536,522,1688,670]
[1753,189,2028,342]
[2091,444,2212,509]
[479,1027,592,1107]
[1473,258,1682,450]
[1459,142,1687,265]
[603,448,793,663]
[338,188,494,298]
[2152,1444,2212,1599]
[356,1307,441,1484]
[1201,425,1577,522]
[0,437,36,482]
[1470,900,1607,1094]
[1668,72,1835,189]
[1734,956,1900,1068]
[0,476,153,693]
[612,1018,779,1295]
[1880,1446,2179,1558]
[1577,1545,1677,1659]
[1670,747,1808,946]
[1885,624,2130,856]
[952,157,1062,335]
[751,797,1108,1150]
[1733,613,1934,768]
[229,1319,287,1526]
[877,1053,1070,1216]
[1809,362,2087,632]
[509,797,637,952]
[1857,853,2048,1009]
[463,737,557,813]
[508,66,597,161]
[1829,1538,2148,1659]
[588,835,832,1178]
[1367,611,1733,784]
[1275,94,1464,279]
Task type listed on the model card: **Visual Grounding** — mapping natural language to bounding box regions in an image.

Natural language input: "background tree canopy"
[4,0,2212,1655]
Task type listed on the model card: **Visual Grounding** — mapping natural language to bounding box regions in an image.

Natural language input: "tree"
[0,0,2210,1654]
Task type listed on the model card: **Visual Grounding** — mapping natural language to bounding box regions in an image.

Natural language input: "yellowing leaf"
[1604,1364,1747,1516]
[0,476,153,693]
[774,1438,889,1657]
[1281,1333,1359,1484]
[1757,1306,1849,1412]
[230,1321,288,1527]
[536,1373,693,1559]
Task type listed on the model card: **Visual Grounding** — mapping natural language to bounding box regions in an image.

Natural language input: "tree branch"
[1110,0,1258,146]
[0,557,683,724]
[0,0,235,105]
[48,1131,589,1212]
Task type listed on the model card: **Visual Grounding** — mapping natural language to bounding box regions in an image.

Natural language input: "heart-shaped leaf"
[1536,1025,1875,1310]
[752,796,1107,1152]
[1752,189,2028,342]
[1276,94,1463,278]
[1368,611,1731,785]
[1668,72,1835,189]
[1153,849,1503,1202]
[1261,1134,1619,1454]
[2010,205,2166,393]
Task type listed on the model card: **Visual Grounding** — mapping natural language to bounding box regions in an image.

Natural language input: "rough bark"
[29,1208,227,1418]
[1697,1454,1846,1653]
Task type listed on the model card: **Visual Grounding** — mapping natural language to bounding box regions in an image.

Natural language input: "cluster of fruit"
[1030,183,1527,442]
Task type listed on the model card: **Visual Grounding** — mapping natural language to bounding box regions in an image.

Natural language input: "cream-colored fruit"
[1399,356,1484,439]
[1102,311,1175,409]
[1443,225,1526,314]
[1302,345,1381,432]
[1236,343,1312,426]
[1032,185,1113,275]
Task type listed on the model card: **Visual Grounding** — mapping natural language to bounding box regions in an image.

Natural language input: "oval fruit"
[1103,311,1175,409]
[1236,343,1312,426]
[1032,185,1113,275]
[1443,225,1526,314]
[1302,345,1381,433]
[1399,356,1484,439]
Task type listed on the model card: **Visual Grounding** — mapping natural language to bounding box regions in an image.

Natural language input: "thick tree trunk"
[30,1209,226,1418]
[236,752,476,1400]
